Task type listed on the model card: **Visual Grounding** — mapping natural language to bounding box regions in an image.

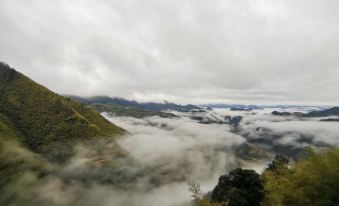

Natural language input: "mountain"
[230,107,253,111]
[66,95,203,112]
[139,102,202,112]
[271,111,305,117]
[0,62,124,161]
[270,107,339,118]
[88,103,178,118]
[319,118,339,122]
[201,104,263,110]
[0,112,51,200]
[306,107,339,117]
[203,104,330,113]
[66,95,179,118]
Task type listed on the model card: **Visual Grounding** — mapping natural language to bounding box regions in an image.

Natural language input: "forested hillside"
[191,148,339,206]
[0,62,124,160]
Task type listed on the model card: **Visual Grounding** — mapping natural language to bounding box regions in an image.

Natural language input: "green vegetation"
[194,197,223,206]
[211,168,264,206]
[88,103,178,118]
[263,149,339,206]
[0,113,23,143]
[190,149,339,206]
[188,168,264,206]
[2,62,339,206]
[188,180,222,206]
[265,154,289,172]
[0,113,51,204]
[0,62,128,203]
[0,62,124,160]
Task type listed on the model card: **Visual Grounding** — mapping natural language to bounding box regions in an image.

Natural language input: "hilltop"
[270,107,339,119]
[0,62,124,161]
[306,107,339,117]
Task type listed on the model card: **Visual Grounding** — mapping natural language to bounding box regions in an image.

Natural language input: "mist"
[2,107,339,206]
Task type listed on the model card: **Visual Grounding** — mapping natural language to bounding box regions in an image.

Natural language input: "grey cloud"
[3,107,339,206]
[3,112,248,206]
[0,0,339,104]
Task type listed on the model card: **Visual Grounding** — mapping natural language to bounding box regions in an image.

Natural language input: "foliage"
[0,114,51,205]
[188,180,203,200]
[265,154,289,172]
[194,197,223,206]
[263,149,339,206]
[188,180,222,206]
[211,168,264,206]
[0,62,124,161]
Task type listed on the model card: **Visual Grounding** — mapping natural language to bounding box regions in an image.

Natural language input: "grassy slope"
[0,63,124,158]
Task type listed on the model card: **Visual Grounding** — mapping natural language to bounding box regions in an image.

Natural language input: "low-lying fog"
[101,114,246,206]
[94,107,338,206]
[8,107,339,206]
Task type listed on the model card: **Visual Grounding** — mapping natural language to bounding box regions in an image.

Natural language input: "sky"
[0,0,339,105]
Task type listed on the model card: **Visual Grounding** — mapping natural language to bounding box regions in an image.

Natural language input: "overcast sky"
[1,0,338,105]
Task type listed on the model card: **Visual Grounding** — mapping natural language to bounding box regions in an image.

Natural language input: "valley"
[1,63,339,206]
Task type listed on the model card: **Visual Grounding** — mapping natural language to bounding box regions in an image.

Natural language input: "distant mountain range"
[88,103,178,118]
[271,111,306,117]
[271,107,339,118]
[306,107,339,117]
[202,104,329,112]
[66,95,203,113]
[201,104,263,110]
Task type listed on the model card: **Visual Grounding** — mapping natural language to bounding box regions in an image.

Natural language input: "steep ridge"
[0,62,124,160]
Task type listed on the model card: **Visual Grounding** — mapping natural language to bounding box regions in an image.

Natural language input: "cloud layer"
[1,0,339,104]
[2,107,339,206]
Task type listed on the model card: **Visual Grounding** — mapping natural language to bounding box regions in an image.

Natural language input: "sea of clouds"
[3,107,339,206]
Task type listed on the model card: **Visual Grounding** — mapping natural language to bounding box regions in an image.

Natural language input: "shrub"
[211,168,264,206]
[263,149,339,205]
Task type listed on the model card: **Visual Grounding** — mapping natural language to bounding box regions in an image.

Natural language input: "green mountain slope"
[0,113,23,143]
[0,62,124,160]
[0,113,51,204]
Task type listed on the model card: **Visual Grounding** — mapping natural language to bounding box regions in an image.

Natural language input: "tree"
[263,149,339,206]
[188,180,222,206]
[211,168,264,206]
[188,179,203,200]
[265,154,289,172]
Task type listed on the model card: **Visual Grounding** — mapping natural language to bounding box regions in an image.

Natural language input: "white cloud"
[4,108,339,206]
[0,0,339,104]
